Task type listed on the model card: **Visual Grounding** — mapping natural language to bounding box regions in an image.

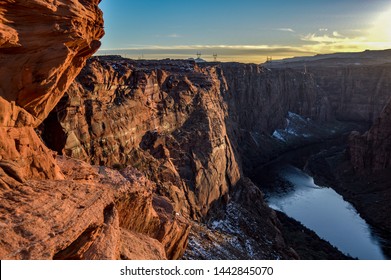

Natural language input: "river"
[264,164,386,260]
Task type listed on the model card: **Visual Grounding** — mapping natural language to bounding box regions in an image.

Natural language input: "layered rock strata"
[39,56,348,259]
[41,55,337,220]
[0,0,189,260]
[41,57,242,220]
[0,158,189,259]
[266,50,391,123]
[0,0,104,125]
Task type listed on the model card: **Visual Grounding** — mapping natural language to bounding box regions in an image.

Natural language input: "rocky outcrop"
[0,0,104,126]
[0,156,189,260]
[0,0,104,181]
[349,97,391,171]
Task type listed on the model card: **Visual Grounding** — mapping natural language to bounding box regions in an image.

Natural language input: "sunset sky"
[98,0,391,63]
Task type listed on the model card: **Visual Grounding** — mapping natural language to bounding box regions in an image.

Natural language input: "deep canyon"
[1,0,391,260]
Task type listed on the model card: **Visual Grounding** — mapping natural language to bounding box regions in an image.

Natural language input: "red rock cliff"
[41,57,241,220]
[0,1,190,260]
[0,0,104,180]
[0,0,104,126]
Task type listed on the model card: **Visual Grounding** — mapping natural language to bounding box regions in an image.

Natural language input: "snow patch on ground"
[272,111,314,142]
[272,130,286,142]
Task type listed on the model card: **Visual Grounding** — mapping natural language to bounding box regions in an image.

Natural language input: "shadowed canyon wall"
[349,97,391,171]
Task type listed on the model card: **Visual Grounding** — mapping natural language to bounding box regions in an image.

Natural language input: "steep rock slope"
[0,1,189,260]
[219,63,333,170]
[349,98,391,171]
[43,57,330,220]
[41,58,242,220]
[0,0,104,181]
[0,158,189,260]
[266,50,391,123]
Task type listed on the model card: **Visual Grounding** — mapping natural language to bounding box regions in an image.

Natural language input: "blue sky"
[98,0,391,62]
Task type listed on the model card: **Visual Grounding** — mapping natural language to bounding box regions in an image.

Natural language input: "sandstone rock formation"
[40,57,336,219]
[0,156,189,259]
[0,0,104,181]
[41,57,242,220]
[38,56,356,259]
[0,0,104,126]
[0,0,189,260]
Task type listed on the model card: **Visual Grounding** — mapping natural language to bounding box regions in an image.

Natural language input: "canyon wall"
[42,57,331,219]
[2,0,390,259]
[267,51,391,173]
[306,64,391,123]
[349,97,391,171]
[40,58,243,220]
[219,63,332,170]
[47,55,390,221]
[267,50,391,124]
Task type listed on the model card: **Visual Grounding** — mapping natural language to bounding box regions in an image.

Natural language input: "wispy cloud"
[332,31,343,37]
[299,30,390,54]
[301,31,365,44]
[167,33,182,38]
[155,33,182,38]
[276,28,295,33]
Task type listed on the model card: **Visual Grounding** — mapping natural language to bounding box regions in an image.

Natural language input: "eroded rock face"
[349,97,391,171]
[0,0,104,126]
[219,63,332,171]
[220,63,331,135]
[0,157,189,260]
[0,0,104,181]
[42,57,242,220]
[266,50,391,123]
[43,58,333,219]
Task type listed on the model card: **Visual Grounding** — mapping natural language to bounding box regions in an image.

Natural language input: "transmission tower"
[213,53,218,62]
[196,52,202,59]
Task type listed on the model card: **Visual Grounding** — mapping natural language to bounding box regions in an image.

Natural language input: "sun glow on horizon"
[369,6,391,44]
